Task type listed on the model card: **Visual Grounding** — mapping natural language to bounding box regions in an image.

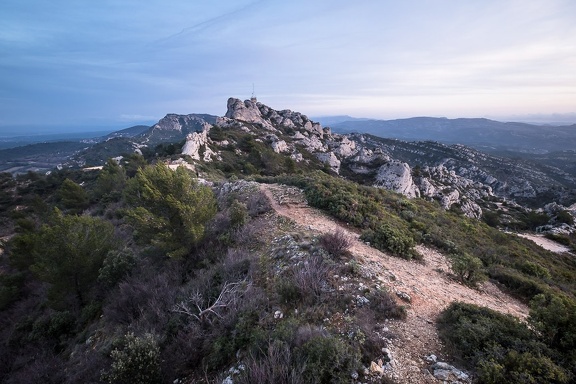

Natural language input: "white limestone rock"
[374,161,420,198]
[271,139,289,153]
[440,189,460,210]
[333,136,357,157]
[225,98,275,130]
[461,200,483,219]
[182,129,217,162]
[316,152,341,173]
[418,178,437,197]
[301,135,327,152]
[292,132,306,140]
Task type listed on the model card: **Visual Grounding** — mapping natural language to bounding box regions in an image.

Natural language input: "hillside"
[262,183,528,383]
[0,98,575,383]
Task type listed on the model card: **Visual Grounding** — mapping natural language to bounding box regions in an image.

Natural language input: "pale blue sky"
[1,0,576,132]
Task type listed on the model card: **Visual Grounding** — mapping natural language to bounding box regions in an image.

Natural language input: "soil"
[261,183,529,383]
[517,233,573,254]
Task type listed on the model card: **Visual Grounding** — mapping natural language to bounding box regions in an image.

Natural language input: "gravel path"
[262,183,529,383]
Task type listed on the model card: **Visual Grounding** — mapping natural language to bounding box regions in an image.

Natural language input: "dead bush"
[206,211,231,237]
[247,190,272,217]
[231,219,267,246]
[319,230,352,258]
[368,288,407,321]
[222,248,254,281]
[102,270,176,331]
[290,256,333,303]
[237,341,304,384]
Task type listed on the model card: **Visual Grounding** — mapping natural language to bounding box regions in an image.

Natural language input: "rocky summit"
[162,97,574,221]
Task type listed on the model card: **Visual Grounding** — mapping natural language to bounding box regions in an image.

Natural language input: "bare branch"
[172,280,247,324]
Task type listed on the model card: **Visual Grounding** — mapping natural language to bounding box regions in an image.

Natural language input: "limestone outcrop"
[181,128,218,162]
[374,161,420,198]
[225,98,275,130]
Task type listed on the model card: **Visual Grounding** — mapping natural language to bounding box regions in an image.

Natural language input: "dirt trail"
[517,233,573,254]
[262,183,529,383]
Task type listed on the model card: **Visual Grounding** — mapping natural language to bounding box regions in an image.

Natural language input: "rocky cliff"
[141,113,217,144]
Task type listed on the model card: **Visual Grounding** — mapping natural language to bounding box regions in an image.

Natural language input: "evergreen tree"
[95,158,127,202]
[28,211,117,307]
[58,178,89,213]
[125,163,216,258]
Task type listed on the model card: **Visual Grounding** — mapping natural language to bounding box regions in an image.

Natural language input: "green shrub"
[438,302,569,384]
[57,178,89,213]
[296,335,359,384]
[555,210,574,225]
[104,332,161,384]
[0,272,25,310]
[125,163,217,258]
[229,199,249,228]
[450,253,486,286]
[361,224,415,259]
[477,350,569,384]
[517,260,551,279]
[98,249,137,287]
[529,293,576,353]
[544,233,572,247]
[488,266,547,301]
[29,311,76,341]
[276,277,302,304]
[27,211,117,307]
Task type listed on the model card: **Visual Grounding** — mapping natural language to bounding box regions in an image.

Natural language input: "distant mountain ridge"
[329,117,576,153]
[312,115,371,126]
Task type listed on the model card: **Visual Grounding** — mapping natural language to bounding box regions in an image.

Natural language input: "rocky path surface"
[261,183,529,383]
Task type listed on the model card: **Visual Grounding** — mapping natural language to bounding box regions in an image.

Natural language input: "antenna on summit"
[250,83,257,103]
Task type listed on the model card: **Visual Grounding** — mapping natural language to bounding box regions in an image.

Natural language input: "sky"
[1,0,576,134]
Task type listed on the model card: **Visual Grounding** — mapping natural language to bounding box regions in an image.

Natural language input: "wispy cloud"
[1,0,575,128]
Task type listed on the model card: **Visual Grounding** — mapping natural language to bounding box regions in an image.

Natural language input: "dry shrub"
[237,341,304,384]
[319,230,352,258]
[247,190,272,217]
[102,270,176,331]
[368,289,407,321]
[206,211,231,237]
[291,256,333,302]
[221,248,253,281]
[160,323,205,379]
[231,219,267,246]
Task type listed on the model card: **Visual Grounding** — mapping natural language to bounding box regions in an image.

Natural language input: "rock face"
[143,113,216,144]
[374,161,420,198]
[225,98,275,130]
[181,129,218,162]
[316,152,341,173]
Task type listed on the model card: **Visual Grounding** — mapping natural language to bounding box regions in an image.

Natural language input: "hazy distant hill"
[329,117,576,153]
[312,115,370,126]
[0,141,88,173]
[105,125,150,139]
